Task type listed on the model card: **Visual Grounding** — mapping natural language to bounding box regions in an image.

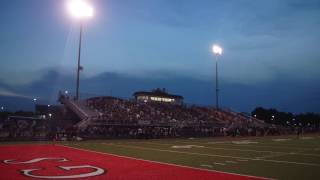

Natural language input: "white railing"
[60,96,99,129]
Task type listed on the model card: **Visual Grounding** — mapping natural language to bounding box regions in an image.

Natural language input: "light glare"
[68,0,94,18]
[212,45,223,55]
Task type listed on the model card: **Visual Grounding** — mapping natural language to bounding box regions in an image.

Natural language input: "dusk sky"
[0,0,320,113]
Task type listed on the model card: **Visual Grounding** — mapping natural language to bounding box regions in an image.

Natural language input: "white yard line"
[214,162,226,166]
[224,142,314,150]
[58,144,273,180]
[290,152,320,157]
[200,164,213,168]
[237,159,249,162]
[179,140,317,151]
[234,142,319,149]
[132,141,284,154]
[255,153,289,159]
[105,143,320,167]
[226,160,238,164]
[207,141,229,144]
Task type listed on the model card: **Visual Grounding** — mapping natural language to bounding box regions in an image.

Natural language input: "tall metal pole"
[76,23,83,101]
[215,56,219,110]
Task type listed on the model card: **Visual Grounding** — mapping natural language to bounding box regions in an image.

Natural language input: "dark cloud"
[288,0,320,11]
[1,69,319,113]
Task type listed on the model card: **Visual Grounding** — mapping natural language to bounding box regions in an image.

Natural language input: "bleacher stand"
[60,96,270,138]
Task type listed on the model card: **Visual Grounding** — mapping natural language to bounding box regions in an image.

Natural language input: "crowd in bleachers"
[0,117,50,140]
[79,96,270,138]
[86,97,232,127]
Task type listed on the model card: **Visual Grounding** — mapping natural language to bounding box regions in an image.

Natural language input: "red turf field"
[0,144,266,180]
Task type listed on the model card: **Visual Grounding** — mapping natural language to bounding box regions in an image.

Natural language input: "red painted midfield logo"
[0,145,266,180]
[3,157,105,179]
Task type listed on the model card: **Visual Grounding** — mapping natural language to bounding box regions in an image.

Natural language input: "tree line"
[252,107,320,128]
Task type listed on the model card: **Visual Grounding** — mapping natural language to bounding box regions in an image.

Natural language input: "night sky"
[0,0,320,113]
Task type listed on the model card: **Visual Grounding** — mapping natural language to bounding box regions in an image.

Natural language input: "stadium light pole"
[67,0,94,101]
[212,44,223,110]
[33,98,37,113]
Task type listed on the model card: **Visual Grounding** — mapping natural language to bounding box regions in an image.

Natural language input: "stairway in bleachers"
[59,94,99,129]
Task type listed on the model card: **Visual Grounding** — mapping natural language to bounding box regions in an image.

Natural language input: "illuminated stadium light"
[65,90,69,94]
[212,44,223,109]
[1,106,3,110]
[33,98,37,102]
[212,44,223,55]
[66,0,95,100]
[67,0,94,19]
[47,104,51,107]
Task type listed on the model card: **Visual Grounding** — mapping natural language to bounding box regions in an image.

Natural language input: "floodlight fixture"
[67,0,94,19]
[212,44,223,56]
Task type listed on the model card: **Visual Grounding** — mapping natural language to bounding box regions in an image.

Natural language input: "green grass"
[60,135,320,180]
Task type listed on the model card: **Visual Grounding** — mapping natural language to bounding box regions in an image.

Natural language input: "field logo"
[3,157,105,179]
